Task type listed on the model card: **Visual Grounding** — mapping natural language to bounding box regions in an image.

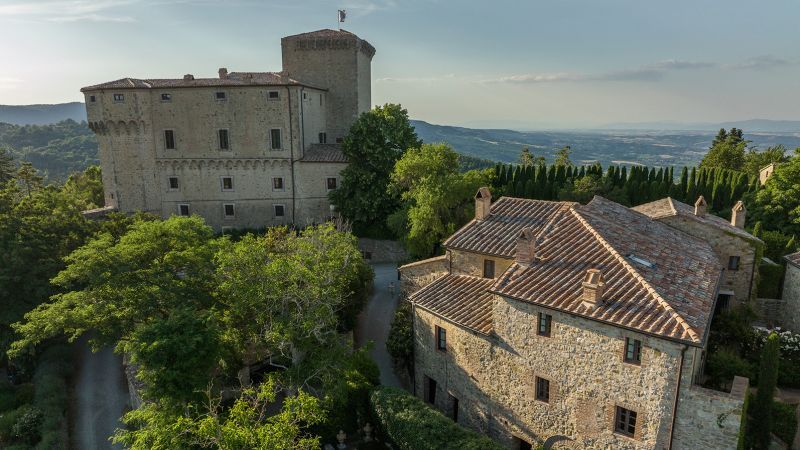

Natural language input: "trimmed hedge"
[369,386,504,450]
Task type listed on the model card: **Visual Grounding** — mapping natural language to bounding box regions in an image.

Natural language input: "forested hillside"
[0,103,86,126]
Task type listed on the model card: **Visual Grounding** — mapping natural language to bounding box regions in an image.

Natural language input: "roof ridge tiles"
[569,208,700,342]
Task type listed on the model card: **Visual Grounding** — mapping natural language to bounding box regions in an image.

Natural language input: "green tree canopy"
[554,145,573,167]
[752,148,800,235]
[0,146,14,184]
[329,104,421,237]
[743,145,789,177]
[700,128,748,171]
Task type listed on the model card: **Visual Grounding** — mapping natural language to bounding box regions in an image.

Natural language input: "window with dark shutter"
[218,129,229,150]
[223,204,235,218]
[318,132,327,144]
[164,130,175,149]
[483,259,495,278]
[221,177,234,191]
[624,338,642,365]
[270,128,282,150]
[535,377,550,403]
[274,204,285,217]
[436,326,446,351]
[728,256,741,271]
[327,177,337,190]
[537,313,552,337]
[273,177,284,191]
[614,406,637,437]
[168,177,179,190]
[178,204,190,216]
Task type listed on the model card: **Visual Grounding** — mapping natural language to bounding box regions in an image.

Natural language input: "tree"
[329,104,421,237]
[0,146,14,184]
[752,148,800,235]
[750,332,780,449]
[387,301,413,379]
[554,145,572,167]
[62,165,104,209]
[700,128,748,171]
[518,147,545,167]
[743,145,789,177]
[388,143,492,257]
[15,162,43,196]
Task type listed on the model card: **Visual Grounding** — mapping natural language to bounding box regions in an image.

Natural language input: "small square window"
[161,93,172,102]
[218,129,230,150]
[268,91,280,100]
[223,203,235,218]
[614,406,637,437]
[537,313,552,337]
[326,177,337,190]
[728,256,740,271]
[624,338,642,365]
[302,91,309,101]
[273,177,284,191]
[168,177,179,190]
[221,177,233,191]
[436,326,446,351]
[164,130,175,150]
[535,377,550,403]
[113,93,125,102]
[178,204,190,216]
[270,128,282,150]
[483,259,495,278]
[274,204,285,217]
[318,132,327,144]
[215,91,226,100]
[89,95,96,102]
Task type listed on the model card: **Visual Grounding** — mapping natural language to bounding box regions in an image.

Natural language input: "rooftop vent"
[626,254,655,269]
[475,187,492,220]
[581,269,605,310]
[694,196,707,217]
[183,74,195,81]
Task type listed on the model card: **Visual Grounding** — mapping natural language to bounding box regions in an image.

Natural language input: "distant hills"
[1,103,799,171]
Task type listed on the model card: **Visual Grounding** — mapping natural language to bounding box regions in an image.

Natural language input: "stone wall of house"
[672,376,748,450]
[357,238,409,263]
[413,296,706,449]
[754,297,785,329]
[449,249,514,279]
[399,255,449,295]
[783,264,800,332]
[659,215,757,306]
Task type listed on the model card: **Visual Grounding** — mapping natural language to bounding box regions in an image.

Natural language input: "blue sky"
[1,0,798,128]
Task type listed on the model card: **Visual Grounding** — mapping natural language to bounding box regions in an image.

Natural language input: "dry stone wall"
[783,264,800,332]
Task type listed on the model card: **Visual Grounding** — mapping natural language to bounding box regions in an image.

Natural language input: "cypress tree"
[751,332,780,449]
[686,167,697,202]
[620,166,628,187]
[679,167,689,200]
[524,179,535,199]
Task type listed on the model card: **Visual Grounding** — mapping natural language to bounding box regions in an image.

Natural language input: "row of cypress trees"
[492,162,757,212]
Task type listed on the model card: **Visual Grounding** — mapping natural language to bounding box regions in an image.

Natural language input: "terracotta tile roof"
[786,251,800,268]
[443,197,576,257]
[410,274,495,335]
[81,72,320,92]
[632,197,760,242]
[300,144,347,163]
[491,196,721,345]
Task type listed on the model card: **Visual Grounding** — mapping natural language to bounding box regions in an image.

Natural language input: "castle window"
[537,312,552,337]
[221,177,234,192]
[614,406,637,437]
[436,326,446,351]
[272,177,284,191]
[270,128,282,150]
[178,204,190,216]
[274,204,285,217]
[89,95,96,102]
[223,203,235,218]
[483,259,495,278]
[728,256,740,271]
[218,129,230,150]
[113,93,124,102]
[164,130,175,150]
[268,91,280,100]
[168,177,179,190]
[319,132,327,144]
[535,377,550,403]
[215,91,227,101]
[327,177,337,191]
[161,93,172,102]
[624,338,642,365]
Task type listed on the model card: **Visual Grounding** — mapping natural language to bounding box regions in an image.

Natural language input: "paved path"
[72,336,129,450]
[355,263,403,388]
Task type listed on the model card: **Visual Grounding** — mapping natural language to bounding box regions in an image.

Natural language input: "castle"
[81,29,374,230]
[401,189,757,449]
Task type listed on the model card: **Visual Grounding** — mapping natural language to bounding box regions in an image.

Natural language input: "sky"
[0,0,798,128]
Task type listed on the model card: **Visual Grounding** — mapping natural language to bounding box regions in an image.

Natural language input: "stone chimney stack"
[475,187,492,220]
[183,74,195,81]
[581,269,605,310]
[515,228,536,265]
[694,196,707,217]
[218,68,228,79]
[731,200,746,228]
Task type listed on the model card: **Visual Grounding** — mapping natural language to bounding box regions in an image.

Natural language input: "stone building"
[81,29,374,230]
[400,189,748,450]
[783,252,800,332]
[632,196,761,309]
[759,162,777,185]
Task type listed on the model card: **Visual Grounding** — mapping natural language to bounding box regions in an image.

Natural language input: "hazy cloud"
[0,0,146,23]
[724,55,792,70]
[377,73,457,83]
[0,77,23,89]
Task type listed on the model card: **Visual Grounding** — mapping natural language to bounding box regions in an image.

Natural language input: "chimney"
[694,196,707,217]
[475,187,492,220]
[581,269,605,310]
[183,74,195,81]
[515,228,536,265]
[218,68,228,79]
[731,200,746,229]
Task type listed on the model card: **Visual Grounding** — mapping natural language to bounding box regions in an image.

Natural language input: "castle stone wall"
[399,255,448,295]
[783,264,800,332]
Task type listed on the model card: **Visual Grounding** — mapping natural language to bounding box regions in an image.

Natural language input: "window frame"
[274,204,285,218]
[267,90,280,101]
[614,406,637,438]
[537,312,552,337]
[89,95,96,103]
[535,376,550,403]
[168,176,179,191]
[728,255,741,271]
[113,93,125,102]
[164,129,176,150]
[221,176,234,192]
[161,93,172,102]
[177,203,190,217]
[270,128,283,150]
[218,129,230,151]
[215,91,227,101]
[624,337,642,365]
[435,326,447,352]
[318,132,327,144]
[223,203,235,219]
[272,177,285,191]
[326,177,337,191]
[483,259,495,278]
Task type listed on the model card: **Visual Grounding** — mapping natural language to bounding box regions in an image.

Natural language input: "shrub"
[32,344,72,449]
[771,401,798,446]
[0,406,28,443]
[386,301,414,379]
[11,407,42,445]
[318,348,380,443]
[705,349,753,390]
[757,262,784,299]
[370,386,504,450]
[750,332,780,449]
